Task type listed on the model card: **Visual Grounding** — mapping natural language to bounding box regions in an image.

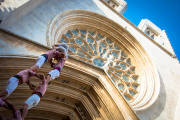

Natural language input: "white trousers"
[35,56,46,69]
[5,77,19,97]
[48,69,60,80]
[24,94,40,110]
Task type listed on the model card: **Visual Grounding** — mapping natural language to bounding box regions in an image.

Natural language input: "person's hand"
[2,99,7,101]
[38,74,45,80]
[27,80,30,84]
[51,63,55,68]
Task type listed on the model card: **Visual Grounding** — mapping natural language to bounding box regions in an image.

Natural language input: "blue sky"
[123,0,180,60]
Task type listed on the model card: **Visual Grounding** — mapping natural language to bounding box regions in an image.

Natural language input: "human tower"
[0,43,69,120]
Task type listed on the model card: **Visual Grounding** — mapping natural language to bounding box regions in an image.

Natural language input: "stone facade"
[0,0,180,120]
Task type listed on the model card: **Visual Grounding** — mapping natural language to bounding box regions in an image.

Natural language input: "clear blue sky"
[123,0,180,60]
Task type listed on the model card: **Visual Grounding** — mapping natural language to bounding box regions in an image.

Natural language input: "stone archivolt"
[48,10,160,112]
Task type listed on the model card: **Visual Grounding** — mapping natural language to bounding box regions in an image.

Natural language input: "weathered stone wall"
[5,0,106,46]
[0,0,46,29]
[1,0,180,120]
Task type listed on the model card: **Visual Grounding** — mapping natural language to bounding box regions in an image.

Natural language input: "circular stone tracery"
[59,29,140,102]
[48,10,160,112]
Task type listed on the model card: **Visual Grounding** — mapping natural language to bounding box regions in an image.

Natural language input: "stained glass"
[114,45,120,50]
[112,76,118,82]
[94,51,97,56]
[99,46,102,53]
[115,71,122,75]
[75,39,83,45]
[106,39,112,44]
[77,53,84,58]
[107,72,111,76]
[115,73,121,78]
[129,90,136,97]
[114,66,121,69]
[89,44,93,51]
[120,63,126,70]
[81,47,87,52]
[78,50,85,55]
[86,56,90,59]
[80,30,86,35]
[64,32,71,38]
[124,95,131,101]
[88,31,94,36]
[71,30,78,35]
[127,72,130,75]
[132,77,138,82]
[60,37,67,43]
[81,36,84,39]
[84,45,89,51]
[69,46,76,53]
[132,84,138,90]
[112,52,118,58]
[97,34,103,39]
[127,59,131,65]
[93,44,97,51]
[131,67,135,73]
[103,49,106,54]
[89,52,92,56]
[118,84,125,91]
[109,69,113,72]
[87,37,94,44]
[123,75,129,82]
[70,41,74,44]
[121,52,127,58]
[100,42,106,48]
[93,58,104,67]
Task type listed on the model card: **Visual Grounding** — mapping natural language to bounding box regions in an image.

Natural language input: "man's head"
[56,43,68,59]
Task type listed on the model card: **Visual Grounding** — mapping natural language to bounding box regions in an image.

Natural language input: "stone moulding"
[48,9,160,112]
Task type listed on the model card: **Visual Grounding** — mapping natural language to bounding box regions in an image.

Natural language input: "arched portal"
[48,9,160,112]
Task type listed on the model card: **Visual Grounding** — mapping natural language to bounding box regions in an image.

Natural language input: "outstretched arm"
[34,73,41,79]
[26,80,36,90]
[2,99,18,113]
[60,52,67,61]
[52,44,59,51]
[48,58,55,68]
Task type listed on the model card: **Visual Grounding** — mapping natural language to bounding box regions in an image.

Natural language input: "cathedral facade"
[0,0,180,120]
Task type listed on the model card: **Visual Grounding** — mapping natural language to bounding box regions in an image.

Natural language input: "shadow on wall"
[0,0,5,5]
[137,70,166,120]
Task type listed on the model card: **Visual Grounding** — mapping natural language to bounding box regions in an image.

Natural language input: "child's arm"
[52,44,59,51]
[34,73,41,79]
[61,52,67,60]
[39,74,46,84]
[26,80,36,90]
[48,58,55,68]
[2,99,18,113]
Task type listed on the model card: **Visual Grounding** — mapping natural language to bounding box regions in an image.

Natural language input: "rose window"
[59,29,140,102]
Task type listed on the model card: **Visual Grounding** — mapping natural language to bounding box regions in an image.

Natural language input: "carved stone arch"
[48,9,160,112]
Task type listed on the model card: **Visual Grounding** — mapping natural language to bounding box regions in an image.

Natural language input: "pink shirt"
[34,79,48,96]
[17,69,35,84]
[45,50,59,61]
[54,58,66,69]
